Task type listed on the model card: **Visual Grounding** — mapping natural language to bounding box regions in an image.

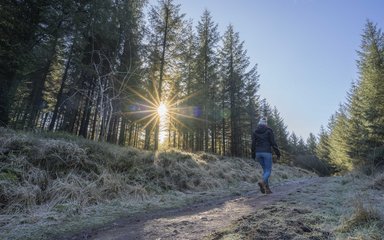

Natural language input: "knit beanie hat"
[258,117,267,126]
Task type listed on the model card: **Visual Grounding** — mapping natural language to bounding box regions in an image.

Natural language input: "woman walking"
[251,117,281,194]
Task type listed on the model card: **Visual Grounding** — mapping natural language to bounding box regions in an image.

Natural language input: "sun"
[157,102,168,117]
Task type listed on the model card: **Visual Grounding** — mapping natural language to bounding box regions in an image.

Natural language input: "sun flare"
[157,102,168,117]
[126,85,205,148]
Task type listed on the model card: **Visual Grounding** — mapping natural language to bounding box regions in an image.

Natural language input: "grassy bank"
[0,127,314,239]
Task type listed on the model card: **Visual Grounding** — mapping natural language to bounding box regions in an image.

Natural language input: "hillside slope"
[1,128,383,239]
[0,127,313,240]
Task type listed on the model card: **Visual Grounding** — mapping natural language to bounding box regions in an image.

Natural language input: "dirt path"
[63,177,322,240]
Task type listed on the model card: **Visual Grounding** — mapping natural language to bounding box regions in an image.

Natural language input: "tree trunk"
[49,42,74,131]
[144,126,151,150]
[79,86,94,138]
[61,88,81,133]
[118,117,127,146]
[0,72,15,127]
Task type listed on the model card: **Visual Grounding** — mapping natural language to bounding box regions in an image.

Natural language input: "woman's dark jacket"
[251,125,281,159]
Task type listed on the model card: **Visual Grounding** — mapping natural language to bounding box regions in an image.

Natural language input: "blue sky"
[150,0,384,140]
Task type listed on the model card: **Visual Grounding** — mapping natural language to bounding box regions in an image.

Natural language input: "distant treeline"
[0,1,382,170]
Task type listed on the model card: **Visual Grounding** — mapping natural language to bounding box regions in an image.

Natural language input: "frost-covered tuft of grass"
[337,197,384,239]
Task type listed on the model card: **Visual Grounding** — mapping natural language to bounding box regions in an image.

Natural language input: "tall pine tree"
[349,20,384,165]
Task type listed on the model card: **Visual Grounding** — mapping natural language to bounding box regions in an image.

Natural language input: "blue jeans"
[256,152,272,186]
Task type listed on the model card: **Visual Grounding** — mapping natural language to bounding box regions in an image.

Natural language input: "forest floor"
[60,174,384,240]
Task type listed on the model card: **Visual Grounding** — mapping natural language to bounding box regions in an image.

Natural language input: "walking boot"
[258,181,266,194]
[265,185,272,194]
